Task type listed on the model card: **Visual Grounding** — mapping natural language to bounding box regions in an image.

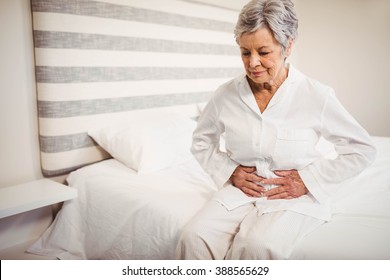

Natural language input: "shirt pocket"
[273,128,312,166]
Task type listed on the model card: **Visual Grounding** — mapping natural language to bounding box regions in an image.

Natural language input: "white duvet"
[28,137,390,259]
[28,158,217,259]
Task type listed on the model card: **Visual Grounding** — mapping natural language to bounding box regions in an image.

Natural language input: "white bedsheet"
[28,158,217,259]
[28,137,390,259]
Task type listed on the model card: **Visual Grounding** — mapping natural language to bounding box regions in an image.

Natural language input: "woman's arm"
[298,88,376,203]
[191,98,239,188]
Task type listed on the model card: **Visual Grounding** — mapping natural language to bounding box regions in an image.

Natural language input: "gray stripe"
[42,160,109,177]
[33,31,239,55]
[40,132,96,153]
[38,92,212,118]
[32,0,235,33]
[35,66,243,83]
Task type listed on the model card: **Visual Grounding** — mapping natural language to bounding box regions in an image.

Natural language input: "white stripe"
[34,49,241,68]
[32,12,236,45]
[183,0,242,11]
[37,78,229,101]
[40,146,110,171]
[39,104,201,136]
[104,0,238,23]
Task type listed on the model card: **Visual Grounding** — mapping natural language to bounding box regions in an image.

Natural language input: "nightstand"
[0,179,77,259]
[0,178,77,219]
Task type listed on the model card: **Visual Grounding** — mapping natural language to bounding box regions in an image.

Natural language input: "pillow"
[88,114,197,174]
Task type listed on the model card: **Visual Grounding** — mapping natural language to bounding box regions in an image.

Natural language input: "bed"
[28,134,390,260]
[27,0,390,260]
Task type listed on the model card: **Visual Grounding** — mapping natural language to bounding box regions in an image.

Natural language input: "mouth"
[250,70,267,78]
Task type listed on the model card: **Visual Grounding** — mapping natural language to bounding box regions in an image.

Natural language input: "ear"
[285,38,294,58]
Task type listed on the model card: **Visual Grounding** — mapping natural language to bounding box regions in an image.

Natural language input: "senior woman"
[176,0,376,260]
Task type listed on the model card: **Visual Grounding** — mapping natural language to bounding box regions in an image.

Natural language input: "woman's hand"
[262,170,308,199]
[230,165,266,197]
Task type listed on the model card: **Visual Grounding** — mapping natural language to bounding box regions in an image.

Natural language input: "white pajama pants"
[176,200,325,260]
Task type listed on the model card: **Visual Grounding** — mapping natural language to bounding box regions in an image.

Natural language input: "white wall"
[0,0,48,254]
[292,0,390,137]
[0,0,42,188]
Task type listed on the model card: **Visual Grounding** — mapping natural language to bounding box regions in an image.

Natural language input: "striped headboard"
[31,0,243,177]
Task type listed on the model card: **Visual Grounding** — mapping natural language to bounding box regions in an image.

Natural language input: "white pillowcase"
[88,114,197,174]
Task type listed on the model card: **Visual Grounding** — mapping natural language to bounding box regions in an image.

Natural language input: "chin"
[248,75,269,84]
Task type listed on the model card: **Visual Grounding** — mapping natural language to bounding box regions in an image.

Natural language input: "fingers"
[230,167,307,199]
[247,172,265,183]
[233,166,263,181]
[265,187,292,200]
[239,180,265,197]
[230,165,265,197]
[273,170,292,176]
[266,190,293,200]
[233,166,256,176]
[241,185,263,197]
[239,166,257,173]
[260,177,285,185]
[262,169,308,200]
[261,170,297,185]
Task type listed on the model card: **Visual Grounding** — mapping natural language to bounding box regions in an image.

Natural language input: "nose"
[249,54,261,68]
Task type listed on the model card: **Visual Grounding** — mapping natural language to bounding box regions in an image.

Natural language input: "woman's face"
[238,27,292,86]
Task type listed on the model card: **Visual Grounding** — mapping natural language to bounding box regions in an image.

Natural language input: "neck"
[248,66,288,95]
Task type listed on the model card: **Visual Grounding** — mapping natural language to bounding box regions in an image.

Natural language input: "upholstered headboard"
[31,0,242,177]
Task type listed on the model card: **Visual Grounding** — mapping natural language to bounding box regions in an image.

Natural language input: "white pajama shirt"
[192,65,376,221]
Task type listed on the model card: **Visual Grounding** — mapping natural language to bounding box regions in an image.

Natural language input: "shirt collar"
[238,63,298,116]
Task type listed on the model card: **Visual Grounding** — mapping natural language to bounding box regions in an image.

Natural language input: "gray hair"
[234,0,298,53]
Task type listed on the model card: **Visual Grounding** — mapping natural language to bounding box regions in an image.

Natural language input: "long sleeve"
[191,98,239,188]
[299,88,376,204]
